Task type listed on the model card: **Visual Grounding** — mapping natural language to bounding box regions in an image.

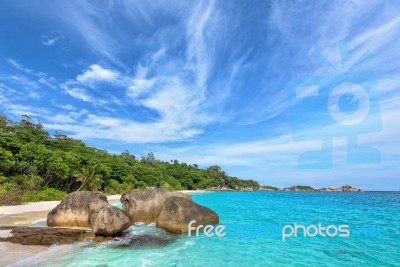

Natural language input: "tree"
[15,115,49,144]
[46,152,70,181]
[74,165,102,191]
[0,114,260,200]
[0,148,15,174]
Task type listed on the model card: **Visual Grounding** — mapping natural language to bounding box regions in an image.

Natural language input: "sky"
[0,0,399,190]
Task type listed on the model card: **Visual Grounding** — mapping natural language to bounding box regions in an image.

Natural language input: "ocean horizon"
[12,191,400,267]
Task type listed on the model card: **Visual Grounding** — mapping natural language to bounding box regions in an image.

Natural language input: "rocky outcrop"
[120,187,191,224]
[47,191,107,228]
[319,186,340,192]
[281,185,362,192]
[206,186,259,191]
[156,196,219,234]
[0,226,99,245]
[282,186,316,191]
[89,199,130,235]
[341,185,362,192]
[47,191,130,236]
[320,185,362,192]
[46,188,218,237]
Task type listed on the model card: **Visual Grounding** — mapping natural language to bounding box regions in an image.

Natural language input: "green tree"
[0,148,15,174]
[74,165,103,191]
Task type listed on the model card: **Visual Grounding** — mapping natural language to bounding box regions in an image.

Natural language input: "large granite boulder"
[121,187,191,224]
[47,191,107,227]
[156,196,219,234]
[89,198,131,235]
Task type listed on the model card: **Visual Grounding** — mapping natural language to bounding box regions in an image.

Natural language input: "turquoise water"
[13,192,400,266]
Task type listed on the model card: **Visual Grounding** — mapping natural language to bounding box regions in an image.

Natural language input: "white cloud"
[43,113,203,143]
[45,1,225,143]
[76,64,119,83]
[127,66,156,98]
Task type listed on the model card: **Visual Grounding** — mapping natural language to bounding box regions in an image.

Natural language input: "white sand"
[0,201,60,217]
[0,194,122,266]
[0,195,121,218]
[0,192,209,265]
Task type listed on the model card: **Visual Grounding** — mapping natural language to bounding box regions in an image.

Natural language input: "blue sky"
[0,0,399,190]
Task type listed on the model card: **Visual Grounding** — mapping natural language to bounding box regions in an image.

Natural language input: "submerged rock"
[110,232,177,249]
[47,191,107,227]
[156,196,219,234]
[89,199,130,236]
[120,187,192,224]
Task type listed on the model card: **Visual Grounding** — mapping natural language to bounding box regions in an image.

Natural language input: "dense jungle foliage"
[0,115,259,204]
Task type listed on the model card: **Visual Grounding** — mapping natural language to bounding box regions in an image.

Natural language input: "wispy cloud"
[63,87,94,103]
[1,0,399,189]
[42,0,231,142]
[41,31,65,46]
[5,58,57,90]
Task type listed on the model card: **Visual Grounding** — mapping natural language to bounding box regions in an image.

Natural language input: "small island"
[281,185,362,192]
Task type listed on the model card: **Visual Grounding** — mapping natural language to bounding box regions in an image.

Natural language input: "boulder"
[89,199,131,235]
[156,196,219,234]
[47,191,107,227]
[120,187,191,224]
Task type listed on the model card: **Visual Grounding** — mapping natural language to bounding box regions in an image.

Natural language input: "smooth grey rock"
[89,199,130,236]
[156,196,219,234]
[47,191,107,227]
[120,187,191,224]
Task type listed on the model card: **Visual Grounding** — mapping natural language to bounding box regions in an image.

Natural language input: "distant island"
[281,185,362,192]
[208,184,362,192]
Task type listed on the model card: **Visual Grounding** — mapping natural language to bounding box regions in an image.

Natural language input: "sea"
[11,191,400,267]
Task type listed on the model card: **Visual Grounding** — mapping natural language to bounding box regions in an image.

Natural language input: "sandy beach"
[0,191,206,265]
[0,195,121,224]
[0,195,122,266]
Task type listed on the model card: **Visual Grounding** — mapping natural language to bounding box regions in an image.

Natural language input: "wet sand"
[0,211,49,226]
[0,242,47,266]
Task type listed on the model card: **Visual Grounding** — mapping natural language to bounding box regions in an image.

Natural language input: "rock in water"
[89,199,131,235]
[156,196,219,234]
[47,191,107,227]
[120,187,192,224]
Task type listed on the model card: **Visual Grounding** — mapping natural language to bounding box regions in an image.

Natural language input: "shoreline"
[0,191,206,225]
[0,195,122,224]
[0,189,370,266]
[0,191,207,265]
[0,194,122,266]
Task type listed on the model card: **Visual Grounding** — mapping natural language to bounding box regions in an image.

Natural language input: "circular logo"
[327,82,370,126]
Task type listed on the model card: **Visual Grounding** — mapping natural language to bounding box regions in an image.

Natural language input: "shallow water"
[11,192,400,267]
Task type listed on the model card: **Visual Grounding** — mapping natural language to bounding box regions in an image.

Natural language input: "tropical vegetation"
[0,115,259,204]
